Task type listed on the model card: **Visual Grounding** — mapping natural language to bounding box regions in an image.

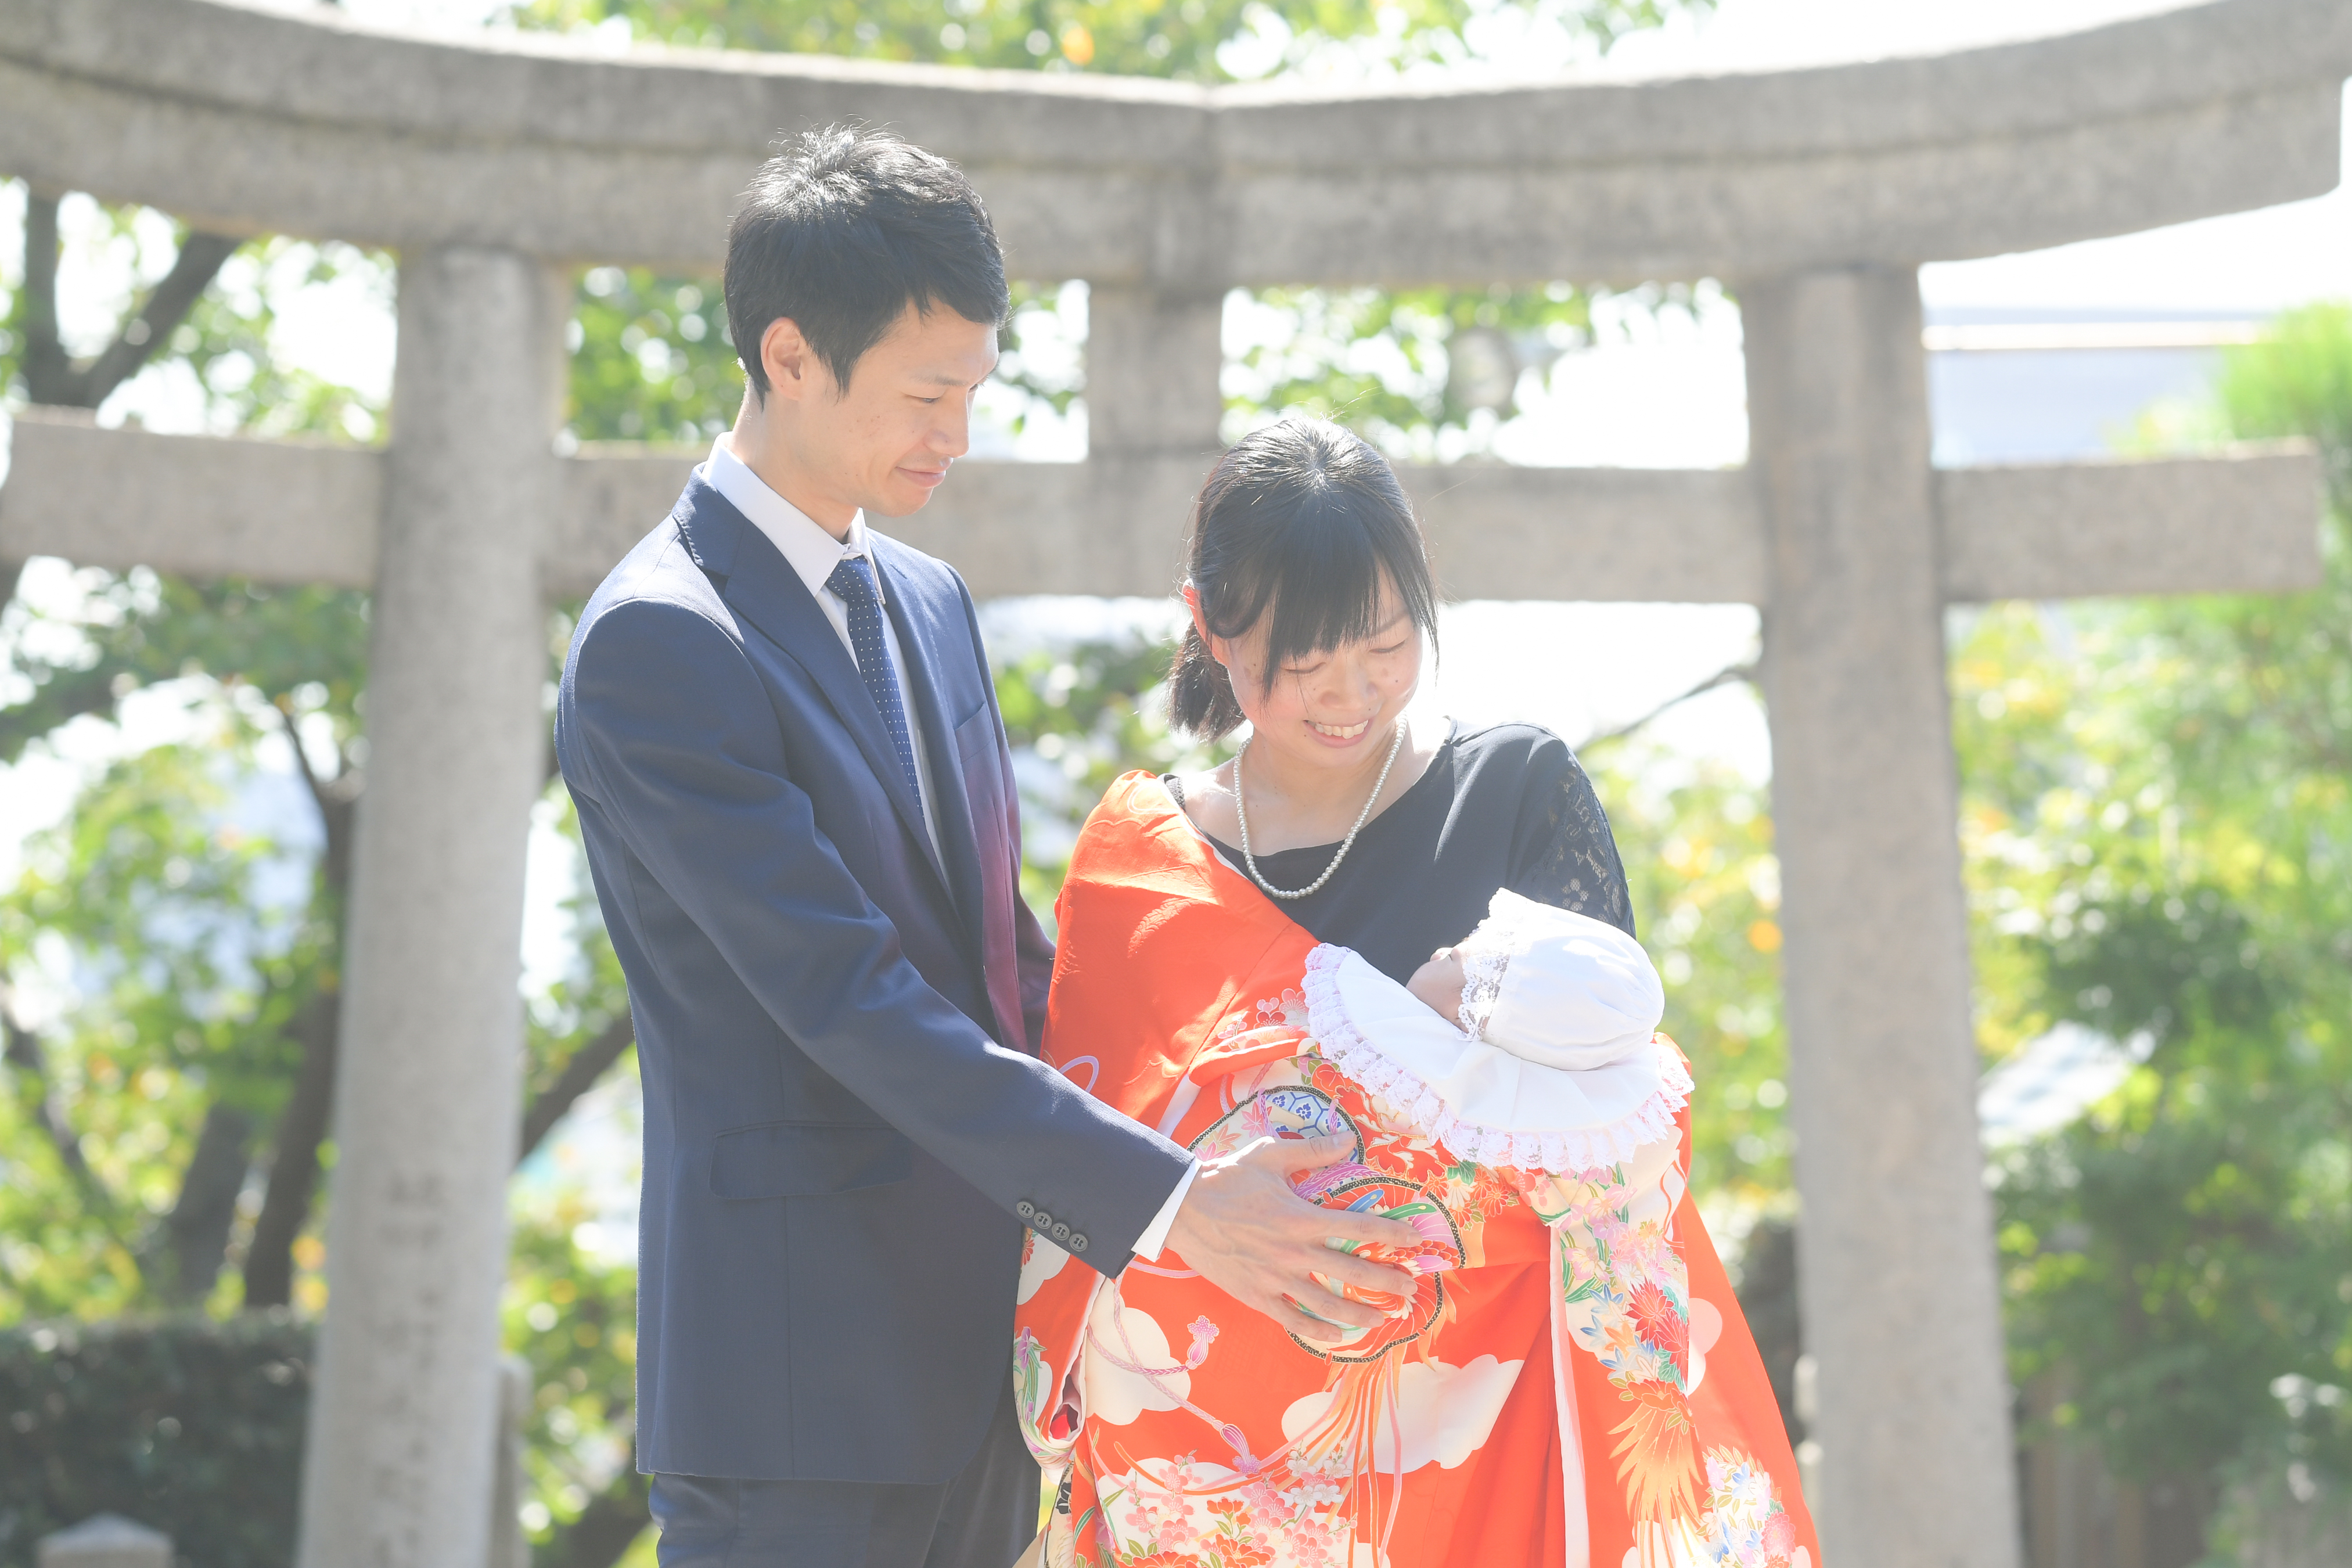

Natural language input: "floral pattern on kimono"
[1015,772,1819,1568]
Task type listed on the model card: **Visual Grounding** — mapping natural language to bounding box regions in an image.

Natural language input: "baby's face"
[1405,946,1466,1023]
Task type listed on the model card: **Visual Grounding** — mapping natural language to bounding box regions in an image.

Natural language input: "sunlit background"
[4,0,2349,1561]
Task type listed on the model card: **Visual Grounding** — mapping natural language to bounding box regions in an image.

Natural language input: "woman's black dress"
[1168,718,1634,985]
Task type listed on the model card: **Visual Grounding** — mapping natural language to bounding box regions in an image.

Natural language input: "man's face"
[766,302,999,521]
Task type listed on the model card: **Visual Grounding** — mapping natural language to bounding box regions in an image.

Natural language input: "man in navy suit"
[556,127,1416,1566]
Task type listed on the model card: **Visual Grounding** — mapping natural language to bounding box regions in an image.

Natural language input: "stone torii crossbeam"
[2,1,2346,1563]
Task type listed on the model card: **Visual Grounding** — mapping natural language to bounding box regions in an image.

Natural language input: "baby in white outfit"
[1305,887,1681,1175]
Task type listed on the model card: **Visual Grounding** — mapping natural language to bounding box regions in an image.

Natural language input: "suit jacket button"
[1016,1200,1035,1221]
[1067,1232,1088,1253]
[1051,1221,1071,1243]
[1031,1210,1053,1232]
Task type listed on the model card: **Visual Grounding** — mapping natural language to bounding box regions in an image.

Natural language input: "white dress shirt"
[700,435,1195,1260]
[702,435,941,855]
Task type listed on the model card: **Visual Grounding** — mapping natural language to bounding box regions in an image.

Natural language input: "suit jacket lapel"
[674,477,950,896]
[875,548,987,946]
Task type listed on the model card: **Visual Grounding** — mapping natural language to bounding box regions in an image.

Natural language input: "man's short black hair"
[724,125,1010,400]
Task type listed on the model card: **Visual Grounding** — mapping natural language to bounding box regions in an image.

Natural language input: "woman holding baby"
[1013,421,1817,1568]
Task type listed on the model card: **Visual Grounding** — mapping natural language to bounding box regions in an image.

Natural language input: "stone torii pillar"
[292,247,563,1568]
[1745,266,2011,1556]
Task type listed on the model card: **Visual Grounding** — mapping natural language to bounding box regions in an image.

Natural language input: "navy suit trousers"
[649,1371,1037,1568]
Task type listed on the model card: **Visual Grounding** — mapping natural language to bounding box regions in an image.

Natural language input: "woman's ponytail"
[1168,621,1245,740]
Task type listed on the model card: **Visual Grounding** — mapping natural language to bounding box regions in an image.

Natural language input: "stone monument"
[34,1515,171,1568]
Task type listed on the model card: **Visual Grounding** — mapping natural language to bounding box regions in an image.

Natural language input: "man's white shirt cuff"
[1130,1158,1199,1261]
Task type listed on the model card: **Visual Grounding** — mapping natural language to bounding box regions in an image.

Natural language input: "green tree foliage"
[0,577,368,1319]
[0,193,238,420]
[1584,739,1788,1209]
[567,269,740,444]
[1227,283,1595,458]
[158,239,391,443]
[0,574,366,767]
[1963,304,2352,1552]
[987,630,1224,918]
[502,1213,646,1560]
[2216,304,2352,497]
[1,734,305,1317]
[502,0,1714,461]
[0,195,383,441]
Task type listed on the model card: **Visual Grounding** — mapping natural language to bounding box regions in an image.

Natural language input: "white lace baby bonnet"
[1301,887,1690,1174]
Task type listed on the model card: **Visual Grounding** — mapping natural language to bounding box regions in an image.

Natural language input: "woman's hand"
[1405,947,1466,1023]
[1163,1132,1427,1344]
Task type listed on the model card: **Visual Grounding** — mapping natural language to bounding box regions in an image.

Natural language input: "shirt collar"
[702,434,880,606]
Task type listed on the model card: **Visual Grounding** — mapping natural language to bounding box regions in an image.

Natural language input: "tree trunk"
[537,1454,651,1568]
[18,188,242,411]
[4,188,240,623]
[149,1101,255,1304]
[240,987,337,1309]
[239,716,361,1310]
[20,189,69,401]
[2145,1470,2218,1568]
[2,997,112,1212]
[1732,1215,1806,1445]
[517,1016,635,1168]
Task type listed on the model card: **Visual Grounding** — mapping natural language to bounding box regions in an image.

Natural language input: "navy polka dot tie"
[825,555,924,807]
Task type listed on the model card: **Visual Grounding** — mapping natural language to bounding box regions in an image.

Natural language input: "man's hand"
[1161,1132,1428,1344]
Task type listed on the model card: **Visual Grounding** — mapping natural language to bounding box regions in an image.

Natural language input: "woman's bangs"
[1186,418,1440,711]
[1258,497,1410,673]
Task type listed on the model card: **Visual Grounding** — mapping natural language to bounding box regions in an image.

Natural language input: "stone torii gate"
[2,0,2346,1562]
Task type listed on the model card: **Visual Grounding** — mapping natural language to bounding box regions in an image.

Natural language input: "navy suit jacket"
[554,474,1190,1483]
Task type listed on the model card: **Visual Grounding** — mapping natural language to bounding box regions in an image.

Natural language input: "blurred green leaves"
[1228,282,1594,459]
[567,269,741,445]
[1963,303,2352,1529]
[2215,303,2352,498]
[0,705,323,1319]
[987,630,1226,921]
[499,0,1714,462]
[1584,744,1787,1208]
[502,1210,643,1556]
[0,573,369,767]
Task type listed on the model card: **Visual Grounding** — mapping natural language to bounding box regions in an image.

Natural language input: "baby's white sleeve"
[1454,930,1516,1038]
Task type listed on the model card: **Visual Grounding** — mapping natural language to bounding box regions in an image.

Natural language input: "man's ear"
[759,317,819,403]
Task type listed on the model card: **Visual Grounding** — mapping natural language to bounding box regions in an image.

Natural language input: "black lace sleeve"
[1506,737,1635,938]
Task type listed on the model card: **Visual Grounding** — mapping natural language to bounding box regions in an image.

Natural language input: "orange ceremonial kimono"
[1013,772,1819,1568]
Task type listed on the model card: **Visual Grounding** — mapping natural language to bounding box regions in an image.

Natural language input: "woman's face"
[1197,580,1425,772]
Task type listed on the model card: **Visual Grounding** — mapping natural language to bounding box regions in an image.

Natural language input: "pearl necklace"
[1232,719,1408,901]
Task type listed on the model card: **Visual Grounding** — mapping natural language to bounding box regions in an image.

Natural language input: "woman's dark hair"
[1170,420,1439,740]
[724,124,1009,399]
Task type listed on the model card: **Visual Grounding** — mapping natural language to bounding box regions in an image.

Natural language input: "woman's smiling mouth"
[1311,718,1372,739]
